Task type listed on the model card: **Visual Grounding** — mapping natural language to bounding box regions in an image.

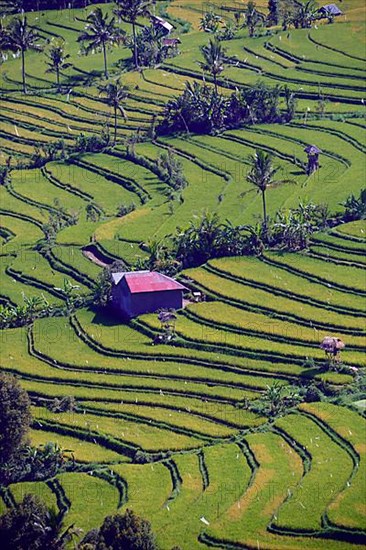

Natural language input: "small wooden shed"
[111,270,187,319]
[151,15,174,36]
[318,4,343,17]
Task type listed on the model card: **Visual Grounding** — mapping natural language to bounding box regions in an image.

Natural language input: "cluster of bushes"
[200,0,335,40]
[6,0,103,12]
[342,188,366,222]
[42,199,79,244]
[136,199,335,275]
[0,373,70,487]
[25,129,111,170]
[126,25,179,68]
[116,202,136,217]
[126,146,187,194]
[0,375,177,550]
[158,81,296,135]
[266,201,331,251]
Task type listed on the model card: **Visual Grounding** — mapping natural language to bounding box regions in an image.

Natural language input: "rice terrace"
[0,0,365,547]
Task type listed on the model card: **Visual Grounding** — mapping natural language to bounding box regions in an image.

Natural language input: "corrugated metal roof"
[319,4,343,15]
[112,271,187,294]
[151,15,174,32]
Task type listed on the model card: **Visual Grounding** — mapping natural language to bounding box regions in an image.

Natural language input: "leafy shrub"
[342,188,366,221]
[93,260,128,307]
[90,509,157,550]
[304,385,323,402]
[0,374,31,465]
[158,81,290,135]
[0,494,60,550]
[47,396,77,413]
[156,150,187,191]
[116,203,136,217]
[31,140,67,168]
[75,129,110,153]
[268,202,330,251]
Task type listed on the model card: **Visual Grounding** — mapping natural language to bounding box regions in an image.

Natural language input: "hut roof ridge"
[111,271,187,294]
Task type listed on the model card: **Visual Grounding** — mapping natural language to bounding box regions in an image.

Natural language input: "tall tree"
[114,0,152,69]
[199,38,226,95]
[0,494,80,550]
[247,149,290,231]
[293,0,318,28]
[244,1,265,37]
[0,373,31,464]
[267,0,280,26]
[99,78,128,144]
[78,7,124,79]
[0,16,42,93]
[45,38,72,91]
[95,508,157,549]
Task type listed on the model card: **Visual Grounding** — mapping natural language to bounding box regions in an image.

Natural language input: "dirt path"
[82,244,113,268]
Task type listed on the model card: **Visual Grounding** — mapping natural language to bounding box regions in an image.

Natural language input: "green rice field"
[0,0,365,548]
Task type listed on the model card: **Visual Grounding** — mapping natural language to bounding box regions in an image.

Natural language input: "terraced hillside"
[0,1,365,548]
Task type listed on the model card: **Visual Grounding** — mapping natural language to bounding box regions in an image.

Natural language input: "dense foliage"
[92,509,157,550]
[158,81,295,135]
[342,188,366,221]
[0,373,31,464]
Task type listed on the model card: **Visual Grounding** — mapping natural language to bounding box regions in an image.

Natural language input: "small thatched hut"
[320,336,345,362]
[304,145,322,175]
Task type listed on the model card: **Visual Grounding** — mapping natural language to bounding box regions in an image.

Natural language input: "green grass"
[141,310,366,366]
[265,251,366,294]
[0,2,365,545]
[185,301,366,349]
[33,405,203,452]
[336,220,366,240]
[184,265,366,333]
[299,403,366,531]
[10,481,58,510]
[207,256,365,314]
[29,428,125,464]
[57,472,120,532]
[46,160,138,216]
[274,413,354,532]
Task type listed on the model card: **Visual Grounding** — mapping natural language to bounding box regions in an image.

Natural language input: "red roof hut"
[111,271,187,319]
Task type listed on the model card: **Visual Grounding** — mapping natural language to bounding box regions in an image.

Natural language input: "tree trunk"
[213,73,218,95]
[262,188,267,230]
[132,21,138,68]
[179,113,190,135]
[56,68,60,91]
[114,105,117,145]
[21,48,26,93]
[102,42,108,78]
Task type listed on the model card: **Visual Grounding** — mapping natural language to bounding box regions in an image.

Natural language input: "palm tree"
[78,7,124,79]
[247,149,291,232]
[114,0,152,69]
[244,1,265,38]
[199,38,226,95]
[0,16,42,93]
[45,38,72,91]
[99,78,128,144]
[294,0,318,28]
[167,94,190,134]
